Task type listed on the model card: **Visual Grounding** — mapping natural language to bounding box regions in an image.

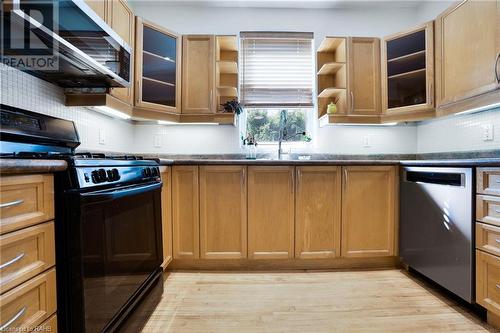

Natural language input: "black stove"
[0,104,163,333]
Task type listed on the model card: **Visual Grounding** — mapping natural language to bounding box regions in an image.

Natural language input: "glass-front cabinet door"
[381,21,434,115]
[135,18,181,113]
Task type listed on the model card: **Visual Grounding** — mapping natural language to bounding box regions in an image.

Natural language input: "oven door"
[77,181,163,333]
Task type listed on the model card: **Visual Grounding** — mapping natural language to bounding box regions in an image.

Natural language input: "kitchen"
[0,0,500,332]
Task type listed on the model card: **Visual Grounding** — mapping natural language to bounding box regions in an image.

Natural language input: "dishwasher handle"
[405,170,465,187]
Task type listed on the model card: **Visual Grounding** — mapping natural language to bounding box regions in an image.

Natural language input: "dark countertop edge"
[0,159,68,174]
[155,158,500,167]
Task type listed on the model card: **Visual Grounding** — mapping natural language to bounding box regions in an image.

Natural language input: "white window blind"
[240,32,314,108]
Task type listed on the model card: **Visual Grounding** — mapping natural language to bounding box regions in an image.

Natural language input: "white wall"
[0,64,135,153]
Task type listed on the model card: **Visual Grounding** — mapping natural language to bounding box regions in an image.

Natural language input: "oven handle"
[80,182,162,203]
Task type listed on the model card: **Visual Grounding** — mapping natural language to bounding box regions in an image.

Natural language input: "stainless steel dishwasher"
[400,166,474,303]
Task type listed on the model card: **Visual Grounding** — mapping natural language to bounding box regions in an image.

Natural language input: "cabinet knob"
[495,53,500,84]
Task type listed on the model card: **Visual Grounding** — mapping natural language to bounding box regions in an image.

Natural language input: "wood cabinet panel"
[0,175,54,235]
[108,0,134,104]
[478,168,500,196]
[435,0,500,107]
[477,195,500,228]
[476,250,500,317]
[85,0,106,21]
[0,269,56,332]
[248,166,294,259]
[37,314,57,333]
[160,167,173,268]
[348,37,381,115]
[200,166,247,259]
[182,35,216,114]
[0,222,55,294]
[295,166,341,259]
[341,166,396,258]
[172,166,199,259]
[477,222,500,257]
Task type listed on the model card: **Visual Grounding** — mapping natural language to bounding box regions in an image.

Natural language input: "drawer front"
[478,168,500,196]
[477,195,500,227]
[476,250,500,315]
[0,222,55,293]
[0,269,56,332]
[38,314,57,333]
[0,175,54,235]
[476,223,500,257]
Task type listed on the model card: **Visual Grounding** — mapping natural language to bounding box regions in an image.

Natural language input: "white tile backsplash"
[0,64,134,153]
[417,108,500,153]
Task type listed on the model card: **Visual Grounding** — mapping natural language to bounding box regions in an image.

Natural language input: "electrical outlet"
[363,136,371,148]
[483,124,494,141]
[154,134,162,148]
[99,128,106,145]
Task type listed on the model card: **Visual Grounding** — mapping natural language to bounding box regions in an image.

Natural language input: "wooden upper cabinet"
[85,0,106,21]
[172,166,199,259]
[135,18,181,113]
[295,166,341,259]
[108,0,134,105]
[381,21,434,115]
[341,166,397,258]
[199,166,247,259]
[435,0,500,108]
[348,37,381,115]
[160,167,173,268]
[182,35,216,114]
[248,166,295,259]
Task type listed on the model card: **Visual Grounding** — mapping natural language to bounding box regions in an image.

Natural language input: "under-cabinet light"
[332,122,399,127]
[94,106,131,120]
[157,120,219,126]
[454,102,500,116]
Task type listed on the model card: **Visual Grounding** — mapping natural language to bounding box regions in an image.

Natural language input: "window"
[240,32,314,143]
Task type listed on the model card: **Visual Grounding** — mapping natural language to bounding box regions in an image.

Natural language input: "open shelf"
[318,88,345,98]
[317,62,345,75]
[217,61,238,74]
[388,50,425,64]
[388,68,426,80]
[217,86,238,97]
[318,38,345,53]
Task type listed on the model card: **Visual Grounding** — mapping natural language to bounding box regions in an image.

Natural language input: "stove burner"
[112,155,144,161]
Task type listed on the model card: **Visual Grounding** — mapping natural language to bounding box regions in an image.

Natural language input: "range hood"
[1,0,132,88]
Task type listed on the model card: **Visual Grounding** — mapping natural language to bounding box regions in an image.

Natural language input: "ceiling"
[131,0,424,10]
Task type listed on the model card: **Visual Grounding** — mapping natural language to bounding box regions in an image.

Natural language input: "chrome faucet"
[277,110,307,159]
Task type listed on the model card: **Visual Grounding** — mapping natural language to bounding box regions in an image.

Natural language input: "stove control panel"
[76,166,161,188]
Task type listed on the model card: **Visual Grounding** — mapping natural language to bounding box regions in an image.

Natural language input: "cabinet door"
[135,18,181,113]
[108,0,134,105]
[160,167,173,268]
[182,35,216,114]
[172,166,199,259]
[341,166,396,258]
[435,0,500,107]
[248,166,294,259]
[381,22,434,114]
[295,166,341,259]
[476,250,500,316]
[348,37,381,115]
[200,166,247,259]
[85,0,106,21]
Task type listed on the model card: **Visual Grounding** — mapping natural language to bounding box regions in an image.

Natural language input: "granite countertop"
[0,159,68,174]
[156,158,401,166]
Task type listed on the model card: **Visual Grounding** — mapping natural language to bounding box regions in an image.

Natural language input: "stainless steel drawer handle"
[0,199,24,209]
[497,284,500,289]
[0,306,26,330]
[0,253,25,269]
[496,239,500,244]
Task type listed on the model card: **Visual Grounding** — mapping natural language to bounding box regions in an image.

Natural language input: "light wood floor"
[121,269,498,333]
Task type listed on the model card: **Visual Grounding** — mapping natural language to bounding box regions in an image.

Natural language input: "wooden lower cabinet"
[160,167,173,268]
[341,166,397,258]
[172,165,199,259]
[476,250,500,317]
[295,166,341,259]
[199,166,247,259]
[248,166,295,259]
